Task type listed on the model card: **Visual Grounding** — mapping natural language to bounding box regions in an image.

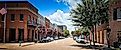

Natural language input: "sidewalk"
[98,44,116,50]
[0,42,35,49]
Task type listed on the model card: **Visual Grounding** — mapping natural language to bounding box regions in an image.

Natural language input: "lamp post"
[19,33,22,46]
[106,25,111,48]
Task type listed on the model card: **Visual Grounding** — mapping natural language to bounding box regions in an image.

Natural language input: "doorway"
[32,30,34,41]
[18,29,24,42]
[9,28,16,42]
[27,29,30,41]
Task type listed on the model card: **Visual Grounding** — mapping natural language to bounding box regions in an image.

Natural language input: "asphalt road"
[1,38,99,50]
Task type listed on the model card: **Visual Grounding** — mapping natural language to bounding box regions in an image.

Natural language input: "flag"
[0,8,7,15]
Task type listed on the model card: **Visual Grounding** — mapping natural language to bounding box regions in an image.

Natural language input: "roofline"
[0,1,38,11]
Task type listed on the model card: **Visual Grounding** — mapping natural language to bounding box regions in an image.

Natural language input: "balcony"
[27,20,37,27]
[27,20,33,26]
[33,21,37,26]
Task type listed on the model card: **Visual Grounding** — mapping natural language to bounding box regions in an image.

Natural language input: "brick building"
[93,0,121,46]
[37,14,45,40]
[0,1,38,42]
[95,23,108,44]
[57,25,67,32]
[53,23,59,37]
[108,0,121,45]
[45,17,51,37]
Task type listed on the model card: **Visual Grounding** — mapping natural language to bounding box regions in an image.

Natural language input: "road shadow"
[0,48,7,49]
[21,44,34,47]
[70,44,104,49]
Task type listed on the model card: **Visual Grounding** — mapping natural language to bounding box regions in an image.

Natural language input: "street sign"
[0,8,7,15]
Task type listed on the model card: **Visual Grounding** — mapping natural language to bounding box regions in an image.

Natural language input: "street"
[0,38,101,50]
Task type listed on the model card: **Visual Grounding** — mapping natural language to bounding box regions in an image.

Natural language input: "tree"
[71,31,75,36]
[80,27,89,36]
[63,30,70,37]
[71,0,109,46]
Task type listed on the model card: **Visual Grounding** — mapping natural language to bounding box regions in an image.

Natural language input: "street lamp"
[19,33,22,46]
[106,25,111,48]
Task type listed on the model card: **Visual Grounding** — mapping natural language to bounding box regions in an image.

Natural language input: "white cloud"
[45,10,75,31]
[56,0,81,9]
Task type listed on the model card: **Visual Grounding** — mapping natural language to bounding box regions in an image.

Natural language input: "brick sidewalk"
[0,42,35,48]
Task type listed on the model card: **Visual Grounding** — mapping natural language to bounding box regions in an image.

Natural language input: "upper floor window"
[11,14,15,21]
[117,8,121,19]
[33,17,34,21]
[113,8,121,21]
[20,14,24,21]
[36,19,37,24]
[28,15,31,21]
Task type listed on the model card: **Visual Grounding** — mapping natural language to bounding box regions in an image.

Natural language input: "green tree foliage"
[80,27,89,36]
[63,30,70,37]
[70,0,109,45]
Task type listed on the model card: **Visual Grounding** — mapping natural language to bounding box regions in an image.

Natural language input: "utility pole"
[3,2,7,43]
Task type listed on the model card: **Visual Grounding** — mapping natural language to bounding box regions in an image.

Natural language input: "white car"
[41,37,49,42]
[54,36,59,40]
[49,36,54,41]
[76,38,85,43]
[73,36,78,40]
[75,35,86,44]
[59,36,65,39]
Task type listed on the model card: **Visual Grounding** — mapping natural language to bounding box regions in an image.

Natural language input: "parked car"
[49,36,54,41]
[54,36,59,40]
[75,35,86,44]
[76,38,86,44]
[41,37,49,43]
[59,36,65,39]
[73,36,78,40]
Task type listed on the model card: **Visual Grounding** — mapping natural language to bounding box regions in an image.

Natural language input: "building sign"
[0,8,7,15]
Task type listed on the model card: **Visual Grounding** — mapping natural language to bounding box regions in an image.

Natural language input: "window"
[28,15,31,21]
[36,19,37,24]
[11,14,15,21]
[113,8,117,20]
[20,14,24,21]
[113,8,121,21]
[33,17,34,23]
[33,17,34,21]
[1,15,4,21]
[117,8,121,19]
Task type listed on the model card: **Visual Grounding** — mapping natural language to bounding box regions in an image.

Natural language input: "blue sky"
[2,0,80,31]
[27,0,81,31]
[28,0,70,16]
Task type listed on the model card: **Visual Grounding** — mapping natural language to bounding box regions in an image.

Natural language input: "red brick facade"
[109,0,121,45]
[0,1,38,42]
[95,23,108,44]
[94,0,121,46]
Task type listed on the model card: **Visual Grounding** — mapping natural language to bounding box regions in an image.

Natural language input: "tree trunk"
[93,25,96,46]
[87,27,92,45]
[87,26,95,46]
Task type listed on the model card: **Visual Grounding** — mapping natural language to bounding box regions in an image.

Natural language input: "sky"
[2,0,81,32]
[28,0,82,32]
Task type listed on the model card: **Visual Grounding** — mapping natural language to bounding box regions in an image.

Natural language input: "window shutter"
[113,8,117,20]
